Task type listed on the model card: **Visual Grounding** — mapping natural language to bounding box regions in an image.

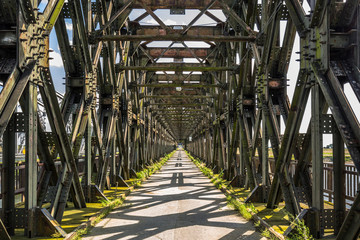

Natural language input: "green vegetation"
[12,151,176,240]
[323,148,352,162]
[184,151,256,221]
[136,153,174,180]
[184,150,313,240]
[226,195,253,220]
[286,215,313,240]
[72,198,126,240]
[262,229,276,239]
[69,150,176,240]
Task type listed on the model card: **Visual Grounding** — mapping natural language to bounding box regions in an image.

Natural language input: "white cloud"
[65,22,73,31]
[40,0,68,3]
[164,19,179,25]
[144,18,158,25]
[49,50,63,68]
[144,18,185,26]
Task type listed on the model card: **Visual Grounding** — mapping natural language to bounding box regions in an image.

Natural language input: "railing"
[323,162,359,208]
[256,157,359,209]
[0,157,88,204]
[1,157,359,209]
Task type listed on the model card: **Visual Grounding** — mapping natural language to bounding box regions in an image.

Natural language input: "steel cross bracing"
[0,0,359,239]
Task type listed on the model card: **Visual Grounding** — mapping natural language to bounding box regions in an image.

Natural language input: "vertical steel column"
[24,81,38,237]
[238,121,244,178]
[262,110,269,188]
[2,115,16,235]
[85,0,92,198]
[206,130,211,165]
[85,115,92,201]
[333,124,345,234]
[212,125,218,168]
[156,127,160,159]
[219,126,225,170]
[310,83,324,238]
[110,135,116,184]
[152,122,156,160]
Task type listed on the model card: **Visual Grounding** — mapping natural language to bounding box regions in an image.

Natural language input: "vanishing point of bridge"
[0,0,359,239]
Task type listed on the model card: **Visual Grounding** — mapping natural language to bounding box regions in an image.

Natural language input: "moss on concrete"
[253,203,290,234]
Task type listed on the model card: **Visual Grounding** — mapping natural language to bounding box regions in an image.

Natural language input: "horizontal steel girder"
[117,63,236,72]
[142,95,212,99]
[143,48,213,59]
[134,25,223,35]
[151,109,205,112]
[98,34,256,42]
[149,103,208,106]
[155,113,205,116]
[134,83,221,88]
[119,0,231,8]
[149,74,205,81]
[161,116,204,119]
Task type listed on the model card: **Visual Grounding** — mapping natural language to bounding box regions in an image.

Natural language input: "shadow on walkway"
[84,150,264,240]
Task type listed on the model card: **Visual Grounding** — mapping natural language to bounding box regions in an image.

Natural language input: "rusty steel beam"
[154,113,205,116]
[149,103,208,106]
[119,0,231,9]
[100,0,133,31]
[134,83,220,88]
[161,118,204,121]
[142,95,212,99]
[149,74,205,81]
[153,89,204,95]
[131,24,225,36]
[116,63,236,72]
[151,108,205,111]
[142,48,213,59]
[98,34,256,42]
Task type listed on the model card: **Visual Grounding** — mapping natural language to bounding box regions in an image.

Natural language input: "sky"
[5,0,360,146]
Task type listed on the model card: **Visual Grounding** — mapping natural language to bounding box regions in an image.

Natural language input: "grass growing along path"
[184,150,313,240]
[12,151,176,240]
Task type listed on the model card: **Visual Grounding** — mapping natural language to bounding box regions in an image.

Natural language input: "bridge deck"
[83,150,265,240]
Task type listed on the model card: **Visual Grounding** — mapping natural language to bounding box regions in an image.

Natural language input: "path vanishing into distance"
[83,150,265,240]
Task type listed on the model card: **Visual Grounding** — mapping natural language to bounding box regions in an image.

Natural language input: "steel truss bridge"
[0,0,359,239]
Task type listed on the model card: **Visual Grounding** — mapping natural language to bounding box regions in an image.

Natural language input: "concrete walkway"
[84,150,265,240]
